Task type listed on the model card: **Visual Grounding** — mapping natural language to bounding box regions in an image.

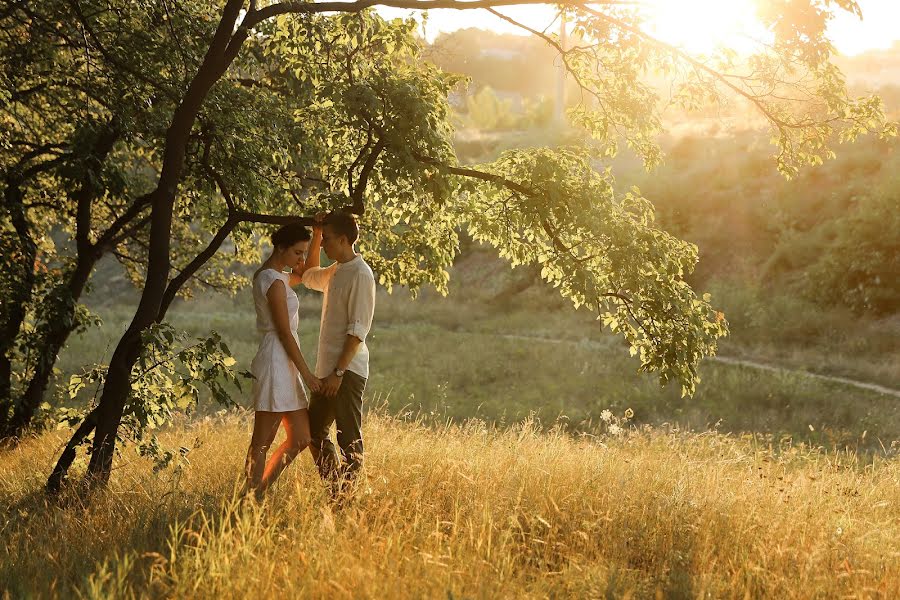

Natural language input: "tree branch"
[575,5,798,131]
[93,193,153,252]
[350,137,385,213]
[63,0,178,101]
[106,212,152,249]
[241,0,627,30]
[158,216,239,318]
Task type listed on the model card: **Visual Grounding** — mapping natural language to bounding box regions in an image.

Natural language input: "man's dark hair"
[324,211,359,244]
[271,222,311,248]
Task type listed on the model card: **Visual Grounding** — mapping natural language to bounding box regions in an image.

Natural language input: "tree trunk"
[5,257,97,439]
[84,328,142,484]
[0,180,37,434]
[46,404,99,494]
[3,121,120,441]
[48,0,248,489]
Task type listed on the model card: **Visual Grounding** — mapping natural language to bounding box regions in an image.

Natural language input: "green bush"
[804,192,900,314]
[464,86,517,131]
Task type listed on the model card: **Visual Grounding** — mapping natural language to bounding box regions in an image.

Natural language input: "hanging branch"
[349,137,385,214]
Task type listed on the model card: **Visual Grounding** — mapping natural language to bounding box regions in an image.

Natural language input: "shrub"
[804,192,900,314]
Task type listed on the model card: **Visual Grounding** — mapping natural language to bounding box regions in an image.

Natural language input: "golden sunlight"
[641,0,763,55]
[381,0,898,58]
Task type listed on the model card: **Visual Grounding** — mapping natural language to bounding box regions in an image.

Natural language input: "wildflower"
[624,408,634,420]
[600,409,613,423]
[609,424,623,435]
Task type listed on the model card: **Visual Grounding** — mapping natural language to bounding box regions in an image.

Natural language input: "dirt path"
[496,333,900,399]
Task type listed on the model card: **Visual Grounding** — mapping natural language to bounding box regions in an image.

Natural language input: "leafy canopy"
[255,1,892,394]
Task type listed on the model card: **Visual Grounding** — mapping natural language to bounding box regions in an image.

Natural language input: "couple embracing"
[243,212,376,499]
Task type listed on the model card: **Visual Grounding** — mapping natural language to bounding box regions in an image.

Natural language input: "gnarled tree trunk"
[0,179,38,436]
[5,257,97,440]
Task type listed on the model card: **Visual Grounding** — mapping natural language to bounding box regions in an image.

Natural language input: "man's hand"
[322,372,343,397]
[301,369,323,394]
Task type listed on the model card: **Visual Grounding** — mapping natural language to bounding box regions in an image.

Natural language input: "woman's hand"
[301,369,322,394]
[312,212,326,234]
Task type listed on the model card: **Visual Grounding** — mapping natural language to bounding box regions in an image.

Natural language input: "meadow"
[2,408,899,598]
[57,257,900,451]
[4,6,900,596]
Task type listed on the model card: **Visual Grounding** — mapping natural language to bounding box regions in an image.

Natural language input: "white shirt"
[302,255,376,379]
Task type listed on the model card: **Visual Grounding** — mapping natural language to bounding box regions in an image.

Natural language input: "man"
[299,211,376,489]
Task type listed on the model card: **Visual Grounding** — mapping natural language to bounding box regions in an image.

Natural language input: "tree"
[0,1,247,440]
[0,1,146,439]
[1,0,892,491]
[0,0,326,442]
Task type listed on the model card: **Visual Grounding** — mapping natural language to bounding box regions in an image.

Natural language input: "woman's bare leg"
[244,411,282,495]
[259,409,311,493]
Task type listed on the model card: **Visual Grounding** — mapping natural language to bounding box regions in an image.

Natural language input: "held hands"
[299,368,342,396]
[301,370,323,394]
[321,372,343,397]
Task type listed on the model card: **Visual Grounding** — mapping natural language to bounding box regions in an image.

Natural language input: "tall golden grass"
[1,410,897,598]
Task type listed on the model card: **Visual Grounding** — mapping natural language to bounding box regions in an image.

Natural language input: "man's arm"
[321,334,363,398]
[336,334,363,373]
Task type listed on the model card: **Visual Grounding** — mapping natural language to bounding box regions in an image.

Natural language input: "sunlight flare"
[641,0,764,55]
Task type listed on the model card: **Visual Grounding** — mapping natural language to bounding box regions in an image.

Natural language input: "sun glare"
[642,0,763,56]
[380,0,896,58]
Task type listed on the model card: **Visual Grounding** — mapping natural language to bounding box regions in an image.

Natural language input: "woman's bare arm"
[289,219,323,286]
[266,279,321,393]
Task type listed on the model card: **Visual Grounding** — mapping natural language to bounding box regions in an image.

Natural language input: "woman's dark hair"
[324,211,359,244]
[271,222,311,248]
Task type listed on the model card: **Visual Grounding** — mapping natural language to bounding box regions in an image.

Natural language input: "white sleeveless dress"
[250,269,309,412]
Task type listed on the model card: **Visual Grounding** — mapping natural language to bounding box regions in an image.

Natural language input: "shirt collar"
[335,254,362,270]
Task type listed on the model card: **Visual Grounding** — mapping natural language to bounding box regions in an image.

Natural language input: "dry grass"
[1,410,898,599]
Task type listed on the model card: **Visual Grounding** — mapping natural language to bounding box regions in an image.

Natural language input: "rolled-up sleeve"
[346,272,376,342]
[301,265,334,292]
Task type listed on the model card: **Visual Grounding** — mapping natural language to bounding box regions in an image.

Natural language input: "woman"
[244,223,321,498]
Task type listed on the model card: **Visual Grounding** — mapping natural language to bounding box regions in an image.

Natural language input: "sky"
[377,0,900,57]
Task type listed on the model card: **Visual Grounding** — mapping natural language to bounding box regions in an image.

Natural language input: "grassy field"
[1,410,898,598]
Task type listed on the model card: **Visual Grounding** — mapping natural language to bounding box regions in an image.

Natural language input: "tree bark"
[0,179,38,433]
[46,404,100,495]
